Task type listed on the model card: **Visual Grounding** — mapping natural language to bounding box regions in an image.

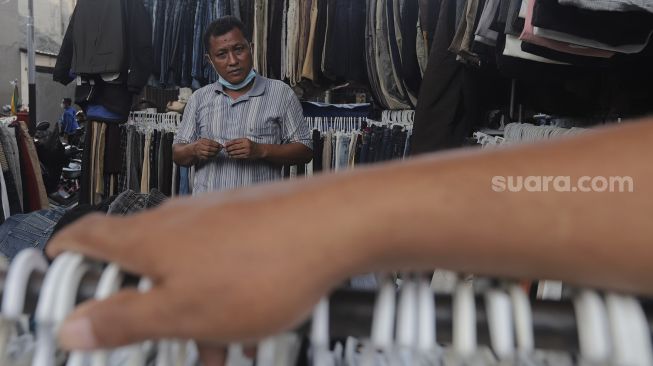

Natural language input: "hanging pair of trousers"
[411,0,481,154]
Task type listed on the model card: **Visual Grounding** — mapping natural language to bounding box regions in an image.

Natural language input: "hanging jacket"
[53,0,153,94]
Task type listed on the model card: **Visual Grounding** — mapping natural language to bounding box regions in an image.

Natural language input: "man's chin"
[227,78,246,85]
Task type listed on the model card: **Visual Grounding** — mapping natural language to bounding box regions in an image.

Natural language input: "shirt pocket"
[248,117,282,144]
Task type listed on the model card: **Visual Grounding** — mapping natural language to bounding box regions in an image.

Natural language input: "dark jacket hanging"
[53,0,153,94]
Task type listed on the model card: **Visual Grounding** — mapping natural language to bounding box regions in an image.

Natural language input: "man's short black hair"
[203,16,249,53]
[63,98,72,105]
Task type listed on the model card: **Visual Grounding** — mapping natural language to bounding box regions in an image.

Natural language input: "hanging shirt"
[59,106,79,135]
[174,75,312,194]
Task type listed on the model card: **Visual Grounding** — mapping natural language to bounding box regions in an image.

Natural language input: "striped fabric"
[174,75,312,194]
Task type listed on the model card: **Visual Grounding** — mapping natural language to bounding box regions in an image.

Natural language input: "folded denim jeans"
[0,207,66,261]
[107,189,168,216]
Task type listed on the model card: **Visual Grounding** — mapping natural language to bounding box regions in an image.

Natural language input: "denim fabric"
[334,133,351,172]
[386,0,413,107]
[350,274,378,290]
[359,130,370,164]
[323,0,367,83]
[0,207,65,261]
[191,0,207,84]
[322,131,332,172]
[230,0,241,19]
[331,131,336,169]
[366,0,388,109]
[239,0,255,40]
[179,166,190,196]
[157,130,166,191]
[216,0,230,17]
[399,0,421,102]
[403,130,412,157]
[128,126,144,192]
[107,189,167,216]
[3,169,22,216]
[375,0,411,109]
[267,0,284,79]
[380,126,393,161]
[311,0,329,85]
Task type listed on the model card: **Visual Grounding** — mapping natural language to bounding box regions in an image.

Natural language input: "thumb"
[58,288,172,350]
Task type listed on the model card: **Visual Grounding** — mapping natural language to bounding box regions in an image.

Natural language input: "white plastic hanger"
[0,255,12,362]
[32,253,80,366]
[396,275,418,366]
[48,253,93,366]
[485,288,515,360]
[573,290,611,363]
[605,293,653,366]
[509,285,534,354]
[453,281,476,359]
[396,275,418,346]
[2,248,49,320]
[255,337,277,366]
[121,277,154,366]
[416,276,436,353]
[371,279,396,350]
[360,278,396,366]
[310,298,333,366]
[64,263,124,366]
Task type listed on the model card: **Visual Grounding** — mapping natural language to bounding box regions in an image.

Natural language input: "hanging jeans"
[334,133,351,172]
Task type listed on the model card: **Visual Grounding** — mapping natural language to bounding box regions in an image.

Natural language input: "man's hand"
[46,182,361,351]
[225,138,266,160]
[192,138,222,161]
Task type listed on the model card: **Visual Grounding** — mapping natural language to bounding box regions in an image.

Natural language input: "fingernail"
[58,317,98,350]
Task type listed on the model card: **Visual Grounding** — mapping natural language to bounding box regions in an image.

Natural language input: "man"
[59,98,79,142]
[172,17,313,194]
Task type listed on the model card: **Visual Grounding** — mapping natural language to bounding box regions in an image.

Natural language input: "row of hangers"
[2,248,653,365]
[127,112,181,134]
[473,122,588,148]
[306,117,367,133]
[381,110,414,126]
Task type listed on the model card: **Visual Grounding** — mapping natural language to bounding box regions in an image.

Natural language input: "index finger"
[224,138,245,148]
[200,139,222,148]
[46,214,163,278]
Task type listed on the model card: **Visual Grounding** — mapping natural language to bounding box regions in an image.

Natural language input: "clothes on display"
[0,118,48,220]
[121,112,185,198]
[304,120,413,175]
[53,0,153,122]
[141,0,427,113]
[411,0,653,154]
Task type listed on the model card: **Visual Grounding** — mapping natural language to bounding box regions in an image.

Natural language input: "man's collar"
[214,74,266,97]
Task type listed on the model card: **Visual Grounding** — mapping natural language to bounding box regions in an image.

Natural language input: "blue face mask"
[218,69,256,90]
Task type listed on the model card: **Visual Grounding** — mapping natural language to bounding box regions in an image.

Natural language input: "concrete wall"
[0,0,76,122]
[0,0,22,111]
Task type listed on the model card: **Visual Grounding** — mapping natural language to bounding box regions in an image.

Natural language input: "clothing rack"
[121,112,184,197]
[3,263,653,357]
